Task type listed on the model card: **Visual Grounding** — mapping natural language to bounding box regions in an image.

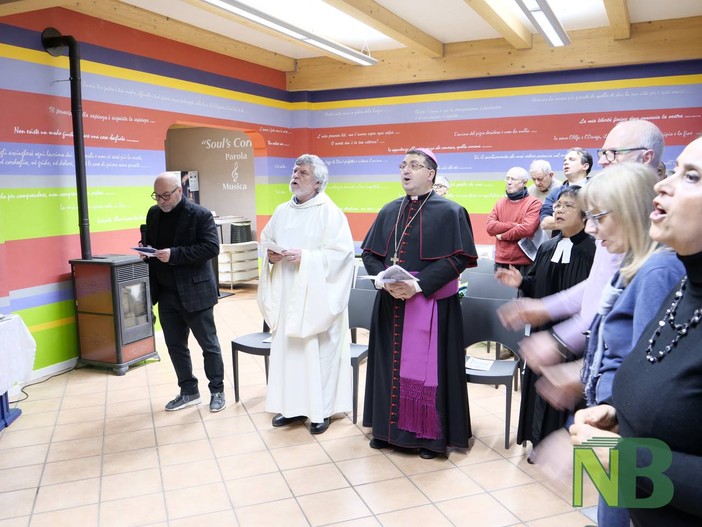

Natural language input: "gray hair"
[529,160,552,177]
[295,154,329,191]
[506,166,529,182]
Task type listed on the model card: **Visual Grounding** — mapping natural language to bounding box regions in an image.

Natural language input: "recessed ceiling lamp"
[514,0,570,47]
[202,0,378,66]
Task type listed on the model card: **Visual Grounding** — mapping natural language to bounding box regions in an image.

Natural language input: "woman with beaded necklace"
[570,136,702,526]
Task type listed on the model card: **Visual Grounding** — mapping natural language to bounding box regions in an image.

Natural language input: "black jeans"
[157,290,224,395]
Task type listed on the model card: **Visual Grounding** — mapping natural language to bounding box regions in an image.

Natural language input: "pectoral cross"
[390,253,399,265]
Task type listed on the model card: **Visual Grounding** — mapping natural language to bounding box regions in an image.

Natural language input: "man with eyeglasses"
[142,172,226,413]
[432,175,450,197]
[486,167,542,275]
[362,148,477,460]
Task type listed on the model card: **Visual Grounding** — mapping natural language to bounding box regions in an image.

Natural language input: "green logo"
[573,437,674,508]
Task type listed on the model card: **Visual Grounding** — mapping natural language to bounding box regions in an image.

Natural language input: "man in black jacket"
[143,172,226,412]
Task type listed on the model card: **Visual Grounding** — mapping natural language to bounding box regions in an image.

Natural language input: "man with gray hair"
[486,166,542,275]
[528,160,562,202]
[258,154,355,435]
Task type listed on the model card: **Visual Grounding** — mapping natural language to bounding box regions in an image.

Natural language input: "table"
[0,314,36,431]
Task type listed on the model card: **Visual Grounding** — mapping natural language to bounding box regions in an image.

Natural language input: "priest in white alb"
[257,154,355,435]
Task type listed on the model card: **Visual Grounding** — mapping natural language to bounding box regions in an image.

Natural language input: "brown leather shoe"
[309,418,331,435]
[272,413,305,427]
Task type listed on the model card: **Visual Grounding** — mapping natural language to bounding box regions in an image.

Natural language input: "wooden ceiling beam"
[0,0,67,17]
[323,0,443,58]
[287,17,702,91]
[603,0,631,40]
[463,0,532,49]
[64,0,296,71]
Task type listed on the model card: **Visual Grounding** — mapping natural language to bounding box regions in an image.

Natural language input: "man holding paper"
[257,154,355,435]
[361,148,478,459]
[142,172,225,413]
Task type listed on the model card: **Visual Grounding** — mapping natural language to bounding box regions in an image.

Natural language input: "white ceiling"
[2,0,701,89]
[118,0,702,60]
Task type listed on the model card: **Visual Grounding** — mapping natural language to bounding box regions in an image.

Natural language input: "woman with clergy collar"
[496,186,596,453]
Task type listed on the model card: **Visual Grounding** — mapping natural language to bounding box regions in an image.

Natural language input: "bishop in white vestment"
[257,154,355,434]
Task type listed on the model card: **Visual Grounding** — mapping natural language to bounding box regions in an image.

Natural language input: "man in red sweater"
[486,166,542,275]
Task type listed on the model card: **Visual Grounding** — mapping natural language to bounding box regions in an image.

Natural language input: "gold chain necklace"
[391,192,432,265]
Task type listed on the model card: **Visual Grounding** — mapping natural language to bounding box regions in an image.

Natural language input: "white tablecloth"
[0,315,36,394]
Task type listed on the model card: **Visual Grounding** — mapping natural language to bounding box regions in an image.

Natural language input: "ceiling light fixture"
[201,0,378,66]
[514,0,570,47]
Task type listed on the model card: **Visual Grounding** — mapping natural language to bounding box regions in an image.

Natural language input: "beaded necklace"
[645,276,702,363]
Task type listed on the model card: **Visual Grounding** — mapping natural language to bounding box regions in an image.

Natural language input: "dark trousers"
[157,291,224,395]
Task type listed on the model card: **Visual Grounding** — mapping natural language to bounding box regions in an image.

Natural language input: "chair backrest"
[348,288,375,330]
[461,265,518,300]
[352,261,379,290]
[461,295,524,357]
[471,257,497,274]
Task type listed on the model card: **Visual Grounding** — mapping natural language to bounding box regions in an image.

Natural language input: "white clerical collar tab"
[551,238,573,264]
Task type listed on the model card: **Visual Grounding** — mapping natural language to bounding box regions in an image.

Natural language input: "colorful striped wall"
[1,8,701,373]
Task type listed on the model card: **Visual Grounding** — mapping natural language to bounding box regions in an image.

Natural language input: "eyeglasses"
[584,210,611,226]
[505,176,524,182]
[433,184,447,190]
[596,147,648,162]
[399,161,428,171]
[151,186,180,201]
[553,201,577,211]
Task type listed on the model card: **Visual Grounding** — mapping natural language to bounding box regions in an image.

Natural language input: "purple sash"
[398,279,458,439]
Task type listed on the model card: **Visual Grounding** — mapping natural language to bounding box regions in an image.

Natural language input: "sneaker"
[209,392,226,413]
[165,393,201,411]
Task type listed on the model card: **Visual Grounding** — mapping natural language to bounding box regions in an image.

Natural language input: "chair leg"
[231,345,240,403]
[264,356,270,384]
[504,381,512,450]
[351,359,359,424]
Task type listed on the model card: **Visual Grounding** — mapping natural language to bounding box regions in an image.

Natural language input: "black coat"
[144,197,220,312]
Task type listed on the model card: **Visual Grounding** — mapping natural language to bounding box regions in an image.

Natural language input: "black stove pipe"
[41,27,92,260]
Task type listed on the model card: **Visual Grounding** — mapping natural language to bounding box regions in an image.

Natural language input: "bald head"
[599,119,664,168]
[153,172,183,212]
[155,172,180,188]
[505,166,529,194]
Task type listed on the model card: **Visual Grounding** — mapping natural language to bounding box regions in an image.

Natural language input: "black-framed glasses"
[151,186,180,201]
[596,147,648,162]
[584,210,610,226]
[399,161,427,171]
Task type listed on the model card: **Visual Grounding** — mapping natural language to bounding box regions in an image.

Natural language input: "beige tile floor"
[1,283,599,526]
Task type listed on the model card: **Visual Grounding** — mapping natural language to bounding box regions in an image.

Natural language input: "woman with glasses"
[546,163,684,527]
[496,186,596,457]
[571,138,702,526]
